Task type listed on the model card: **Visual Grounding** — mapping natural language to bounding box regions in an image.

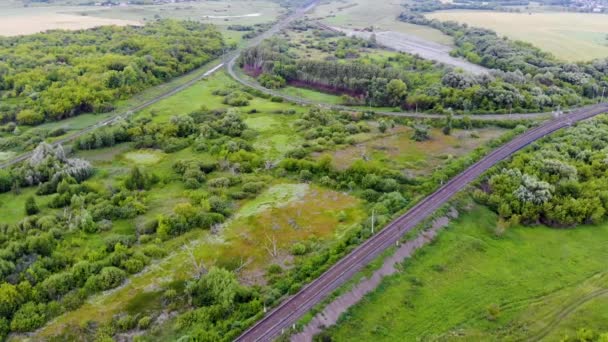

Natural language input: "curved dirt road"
[0,0,321,170]
[235,103,608,342]
[227,57,556,121]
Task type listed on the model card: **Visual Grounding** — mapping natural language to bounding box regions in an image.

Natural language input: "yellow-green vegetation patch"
[35,228,211,338]
[246,114,302,158]
[253,134,302,159]
[122,149,166,165]
[426,11,608,61]
[0,151,15,162]
[75,143,133,163]
[319,126,506,174]
[203,185,365,271]
[244,115,281,131]
[236,183,310,218]
[34,186,363,337]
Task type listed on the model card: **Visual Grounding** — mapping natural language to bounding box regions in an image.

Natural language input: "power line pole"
[601,86,606,103]
[371,209,375,234]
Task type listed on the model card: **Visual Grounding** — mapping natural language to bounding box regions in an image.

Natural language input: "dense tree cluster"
[0,20,223,125]
[399,12,608,110]
[240,33,603,113]
[0,142,94,196]
[476,117,608,226]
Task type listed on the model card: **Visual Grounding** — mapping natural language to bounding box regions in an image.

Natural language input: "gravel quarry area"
[336,27,490,75]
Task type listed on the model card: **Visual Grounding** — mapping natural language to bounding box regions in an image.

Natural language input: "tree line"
[475,116,608,227]
[239,35,602,113]
[399,11,608,106]
[0,20,224,126]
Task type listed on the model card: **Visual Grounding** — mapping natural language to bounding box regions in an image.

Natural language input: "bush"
[25,196,39,216]
[10,302,47,332]
[0,318,9,341]
[290,243,307,256]
[16,109,44,126]
[85,267,126,292]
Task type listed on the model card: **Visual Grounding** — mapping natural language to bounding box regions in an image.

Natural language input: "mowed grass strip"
[426,10,608,61]
[327,205,608,341]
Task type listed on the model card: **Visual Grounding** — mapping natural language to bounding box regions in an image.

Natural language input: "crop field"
[310,0,454,46]
[0,12,139,36]
[326,205,608,341]
[0,0,282,44]
[317,126,506,175]
[426,10,608,61]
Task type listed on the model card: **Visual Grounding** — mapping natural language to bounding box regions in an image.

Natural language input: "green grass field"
[426,10,608,61]
[327,205,608,341]
[311,0,454,46]
[139,72,306,123]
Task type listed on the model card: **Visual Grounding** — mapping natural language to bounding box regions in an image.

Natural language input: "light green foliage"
[187,267,239,308]
[0,20,223,124]
[236,183,309,218]
[478,117,608,226]
[327,206,608,340]
[386,79,408,107]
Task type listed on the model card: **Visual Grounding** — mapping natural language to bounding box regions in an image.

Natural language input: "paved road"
[0,0,320,170]
[235,103,608,342]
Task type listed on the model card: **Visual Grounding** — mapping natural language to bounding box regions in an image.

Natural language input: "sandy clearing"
[0,14,141,36]
[336,27,489,75]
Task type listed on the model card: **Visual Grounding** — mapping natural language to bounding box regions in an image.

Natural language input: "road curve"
[234,103,608,342]
[0,0,320,170]
[226,56,559,121]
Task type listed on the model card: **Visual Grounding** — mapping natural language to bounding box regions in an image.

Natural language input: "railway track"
[0,0,320,170]
[235,103,608,342]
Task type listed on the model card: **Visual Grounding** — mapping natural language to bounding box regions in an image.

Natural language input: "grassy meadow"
[3,69,514,339]
[426,10,608,61]
[326,205,608,341]
[316,126,506,175]
[310,0,454,46]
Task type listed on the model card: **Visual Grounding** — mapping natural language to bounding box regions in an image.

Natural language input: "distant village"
[569,0,607,12]
[92,0,198,6]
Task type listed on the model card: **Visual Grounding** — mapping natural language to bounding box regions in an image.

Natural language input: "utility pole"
[601,86,606,103]
[371,209,376,234]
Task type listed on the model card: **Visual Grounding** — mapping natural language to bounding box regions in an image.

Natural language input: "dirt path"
[336,27,489,75]
[291,211,457,342]
[526,288,608,341]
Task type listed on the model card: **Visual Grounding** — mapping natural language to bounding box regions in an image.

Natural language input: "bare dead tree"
[234,257,252,274]
[263,233,279,258]
[182,243,207,279]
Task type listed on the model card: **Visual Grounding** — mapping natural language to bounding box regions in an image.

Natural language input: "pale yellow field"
[0,13,140,36]
[426,10,608,61]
